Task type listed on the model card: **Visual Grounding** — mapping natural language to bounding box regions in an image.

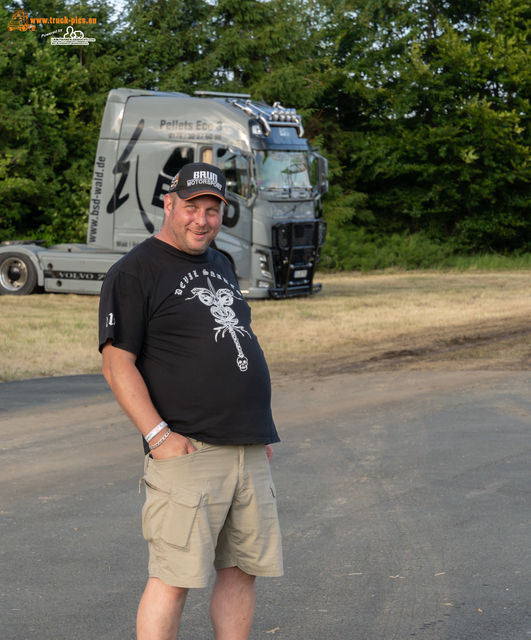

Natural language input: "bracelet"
[149,429,172,451]
[145,421,168,443]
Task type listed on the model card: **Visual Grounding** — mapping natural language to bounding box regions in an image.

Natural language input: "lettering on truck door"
[108,119,155,236]
[151,146,195,210]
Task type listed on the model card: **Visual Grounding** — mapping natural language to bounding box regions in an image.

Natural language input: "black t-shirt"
[99,237,279,447]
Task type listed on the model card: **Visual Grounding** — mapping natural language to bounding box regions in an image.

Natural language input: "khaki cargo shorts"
[141,439,283,588]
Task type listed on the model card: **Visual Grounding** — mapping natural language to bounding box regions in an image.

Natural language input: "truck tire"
[0,253,38,295]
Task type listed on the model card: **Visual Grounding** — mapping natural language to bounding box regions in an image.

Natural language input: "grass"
[2,270,531,382]
[0,294,101,381]
[441,253,531,271]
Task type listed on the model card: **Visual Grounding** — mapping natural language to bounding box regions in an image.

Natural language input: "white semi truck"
[0,88,328,298]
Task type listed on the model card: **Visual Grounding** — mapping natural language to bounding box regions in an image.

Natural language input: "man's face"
[162,193,223,255]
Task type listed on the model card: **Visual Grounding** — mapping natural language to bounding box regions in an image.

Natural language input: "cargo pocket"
[161,485,202,549]
[142,479,171,544]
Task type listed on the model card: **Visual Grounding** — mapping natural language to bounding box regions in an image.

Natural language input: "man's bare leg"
[137,577,189,640]
[210,566,256,640]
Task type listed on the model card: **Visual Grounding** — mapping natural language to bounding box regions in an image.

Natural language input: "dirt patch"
[252,271,531,384]
[268,315,531,385]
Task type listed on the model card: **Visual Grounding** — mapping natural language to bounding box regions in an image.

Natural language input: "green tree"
[0,0,120,243]
[117,0,211,91]
[197,0,328,107]
[118,0,329,107]
[320,0,531,253]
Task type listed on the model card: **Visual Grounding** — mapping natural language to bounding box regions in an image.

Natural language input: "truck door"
[201,145,254,279]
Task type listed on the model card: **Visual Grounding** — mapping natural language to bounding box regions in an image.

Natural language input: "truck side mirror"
[310,153,329,198]
[317,155,328,196]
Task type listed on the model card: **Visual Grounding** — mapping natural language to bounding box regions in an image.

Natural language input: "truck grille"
[270,220,327,298]
[277,223,317,250]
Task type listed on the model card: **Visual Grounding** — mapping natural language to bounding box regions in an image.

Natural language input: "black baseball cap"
[168,162,228,205]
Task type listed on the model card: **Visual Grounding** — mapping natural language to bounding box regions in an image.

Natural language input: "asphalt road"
[2,370,531,640]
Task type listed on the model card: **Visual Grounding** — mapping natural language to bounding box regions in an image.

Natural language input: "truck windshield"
[256,151,311,190]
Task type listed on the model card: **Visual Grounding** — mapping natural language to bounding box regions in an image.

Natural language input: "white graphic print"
[106,313,116,327]
[186,278,250,371]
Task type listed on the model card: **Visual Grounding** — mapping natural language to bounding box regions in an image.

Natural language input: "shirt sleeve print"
[98,271,147,355]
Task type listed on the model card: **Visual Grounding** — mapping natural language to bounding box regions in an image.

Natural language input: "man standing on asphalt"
[98,162,283,640]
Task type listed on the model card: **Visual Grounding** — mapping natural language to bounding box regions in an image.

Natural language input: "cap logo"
[187,170,222,192]
[168,163,226,202]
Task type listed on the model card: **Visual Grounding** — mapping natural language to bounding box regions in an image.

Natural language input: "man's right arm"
[101,339,195,459]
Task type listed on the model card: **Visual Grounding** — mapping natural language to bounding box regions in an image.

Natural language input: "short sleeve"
[98,270,148,355]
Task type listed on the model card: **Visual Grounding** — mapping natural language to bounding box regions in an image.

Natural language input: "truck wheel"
[0,253,38,295]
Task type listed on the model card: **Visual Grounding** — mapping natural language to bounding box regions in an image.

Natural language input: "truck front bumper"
[269,282,322,299]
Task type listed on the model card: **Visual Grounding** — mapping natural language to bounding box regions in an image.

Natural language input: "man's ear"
[163,193,173,219]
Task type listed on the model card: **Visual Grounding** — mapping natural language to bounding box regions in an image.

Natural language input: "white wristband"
[145,421,168,443]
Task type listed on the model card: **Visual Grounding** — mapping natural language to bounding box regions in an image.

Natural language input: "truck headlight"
[257,251,272,279]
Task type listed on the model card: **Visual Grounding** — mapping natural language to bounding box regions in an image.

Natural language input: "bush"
[319,225,452,271]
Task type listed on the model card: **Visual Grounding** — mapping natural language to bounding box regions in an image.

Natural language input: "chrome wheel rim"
[0,257,28,292]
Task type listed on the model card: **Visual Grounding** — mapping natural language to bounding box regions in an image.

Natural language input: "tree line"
[2,0,531,266]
